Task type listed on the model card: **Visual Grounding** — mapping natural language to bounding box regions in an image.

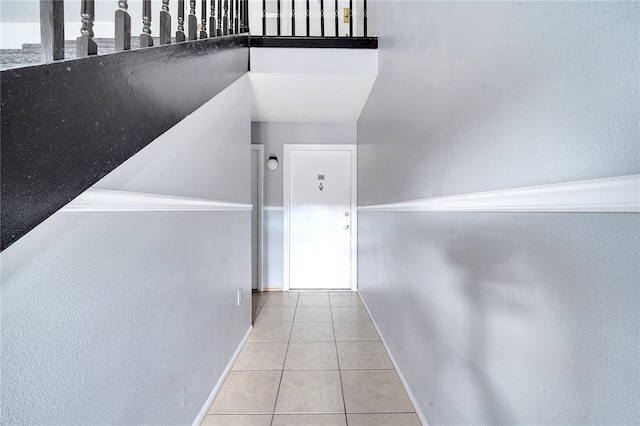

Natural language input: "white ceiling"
[249,48,378,123]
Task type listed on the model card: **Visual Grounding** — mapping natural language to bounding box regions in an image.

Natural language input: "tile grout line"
[330,293,350,426]
[257,290,276,426]
[270,291,299,425]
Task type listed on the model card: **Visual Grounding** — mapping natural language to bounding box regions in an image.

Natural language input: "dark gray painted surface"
[356,2,639,424]
[1,35,249,250]
[249,36,378,49]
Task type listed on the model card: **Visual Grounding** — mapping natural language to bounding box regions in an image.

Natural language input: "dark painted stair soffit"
[1,35,249,251]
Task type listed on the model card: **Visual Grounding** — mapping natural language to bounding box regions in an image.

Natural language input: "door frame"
[283,144,358,291]
[251,144,265,292]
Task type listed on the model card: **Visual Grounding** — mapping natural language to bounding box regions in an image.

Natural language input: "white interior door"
[286,147,355,289]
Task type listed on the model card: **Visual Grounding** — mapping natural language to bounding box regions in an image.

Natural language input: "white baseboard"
[359,293,429,426]
[192,325,253,426]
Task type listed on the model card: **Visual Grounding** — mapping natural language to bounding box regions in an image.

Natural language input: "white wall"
[249,48,378,123]
[251,121,356,288]
[1,76,252,424]
[357,1,639,425]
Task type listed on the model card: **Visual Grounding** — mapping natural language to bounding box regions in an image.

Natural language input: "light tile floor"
[203,291,421,426]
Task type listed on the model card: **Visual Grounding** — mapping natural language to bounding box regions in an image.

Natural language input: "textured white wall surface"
[249,47,378,123]
[96,77,251,204]
[359,212,639,424]
[357,1,639,425]
[359,1,639,205]
[1,77,252,424]
[250,73,378,123]
[251,122,357,288]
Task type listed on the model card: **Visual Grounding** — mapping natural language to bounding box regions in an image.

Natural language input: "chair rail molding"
[62,188,253,212]
[357,174,640,213]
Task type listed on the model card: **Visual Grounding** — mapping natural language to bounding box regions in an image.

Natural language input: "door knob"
[345,225,350,230]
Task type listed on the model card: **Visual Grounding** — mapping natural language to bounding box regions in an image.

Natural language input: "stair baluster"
[305,0,309,37]
[188,0,198,40]
[40,0,65,62]
[210,0,216,37]
[291,0,295,36]
[200,0,208,38]
[217,0,223,35]
[223,0,229,35]
[234,0,239,35]
[160,0,171,44]
[364,0,367,36]
[277,0,281,36]
[245,0,250,33]
[261,0,266,35]
[176,0,186,41]
[115,1,131,52]
[140,0,153,47]
[77,0,97,57]
[348,0,352,37]
[334,0,338,36]
[320,0,324,36]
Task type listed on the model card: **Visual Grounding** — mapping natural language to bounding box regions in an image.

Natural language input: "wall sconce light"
[266,156,279,171]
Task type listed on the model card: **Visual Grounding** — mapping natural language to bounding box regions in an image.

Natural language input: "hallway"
[203,291,421,425]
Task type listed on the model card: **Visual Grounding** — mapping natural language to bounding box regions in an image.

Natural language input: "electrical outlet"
[237,289,242,306]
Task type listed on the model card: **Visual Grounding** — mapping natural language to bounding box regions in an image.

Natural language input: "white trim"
[283,144,358,292]
[359,293,429,426]
[357,174,640,213]
[263,206,284,212]
[62,188,253,212]
[192,325,253,426]
[252,145,265,292]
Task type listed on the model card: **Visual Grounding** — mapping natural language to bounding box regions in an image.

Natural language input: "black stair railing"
[257,0,368,38]
[39,0,251,63]
[38,0,370,65]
